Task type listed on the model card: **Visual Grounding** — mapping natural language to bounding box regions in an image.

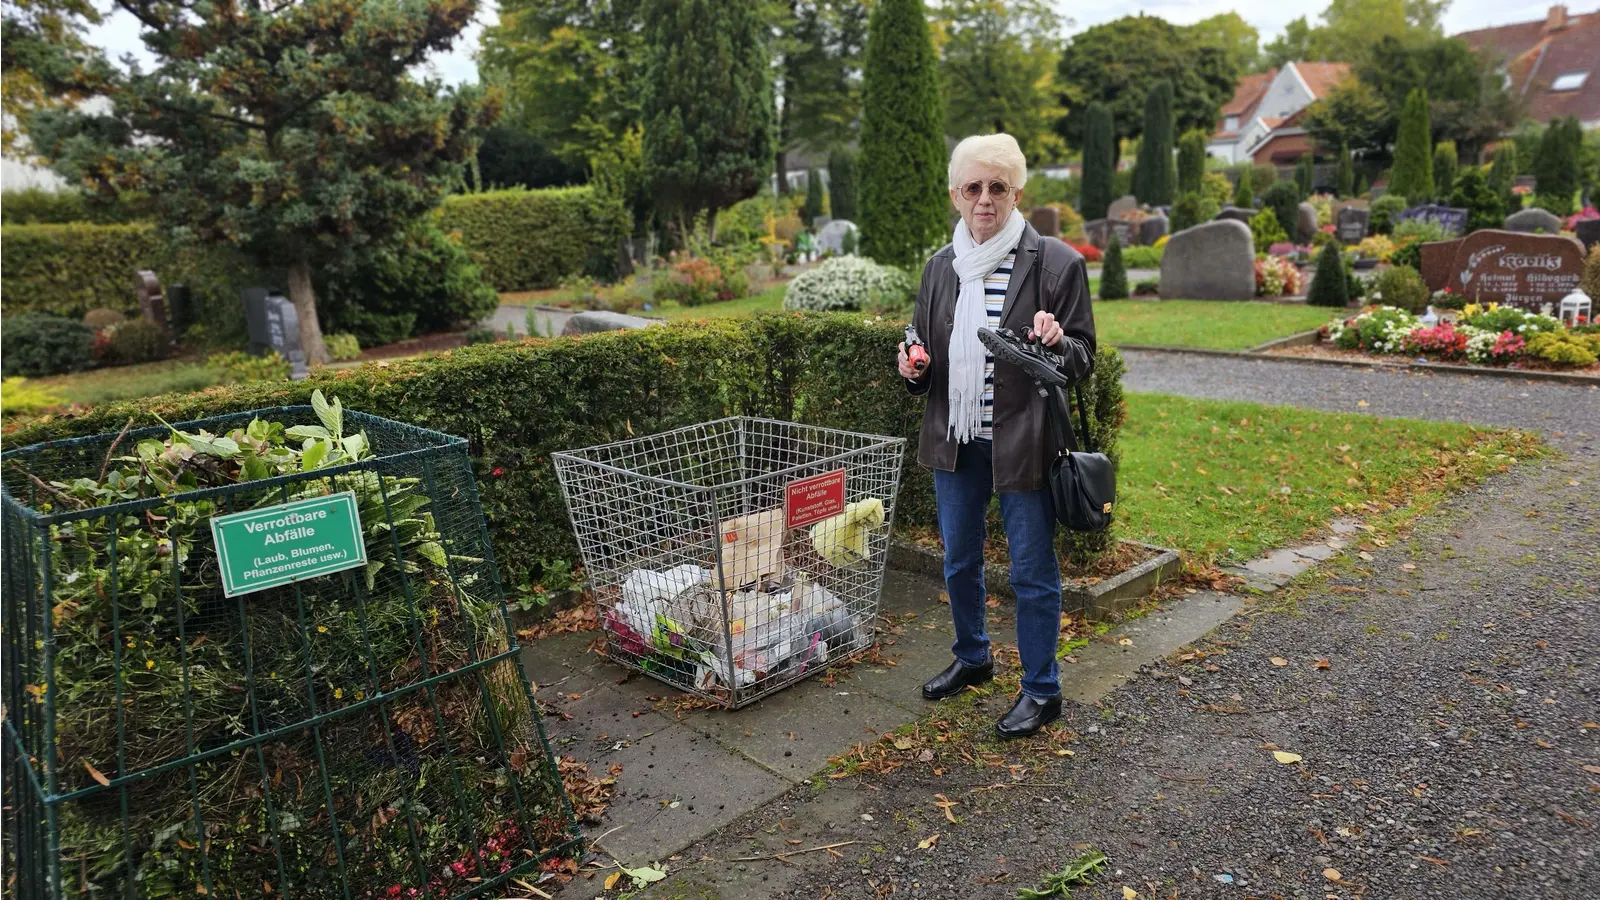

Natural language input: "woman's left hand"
[1032,310,1064,347]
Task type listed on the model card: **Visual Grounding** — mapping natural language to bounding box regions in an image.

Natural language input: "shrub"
[1370,266,1429,313]
[1,312,96,377]
[1,223,164,317]
[1120,244,1164,269]
[1250,164,1277,194]
[82,308,126,330]
[782,256,914,312]
[655,252,751,307]
[1133,277,1159,296]
[1100,234,1129,299]
[1392,218,1449,244]
[1254,256,1302,297]
[828,149,860,222]
[1450,167,1503,233]
[463,325,499,345]
[206,350,291,383]
[1460,303,1562,336]
[1067,241,1102,263]
[1525,331,1599,367]
[1249,207,1288,252]
[1583,245,1600,301]
[804,169,826,223]
[1433,141,1458,201]
[1263,182,1300,238]
[1201,171,1233,209]
[1178,129,1208,196]
[1308,241,1350,308]
[1370,194,1407,235]
[1168,192,1214,233]
[1346,262,1367,301]
[1355,235,1397,262]
[1233,170,1254,208]
[325,333,362,361]
[0,376,67,417]
[319,222,499,347]
[97,319,170,366]
[0,187,150,225]
[435,186,631,291]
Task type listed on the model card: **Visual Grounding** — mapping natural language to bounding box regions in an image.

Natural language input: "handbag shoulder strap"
[1033,243,1096,455]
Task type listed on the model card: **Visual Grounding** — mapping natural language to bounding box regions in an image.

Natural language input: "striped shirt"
[977,250,1016,439]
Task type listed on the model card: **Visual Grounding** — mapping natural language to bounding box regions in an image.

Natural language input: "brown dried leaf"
[85,762,111,787]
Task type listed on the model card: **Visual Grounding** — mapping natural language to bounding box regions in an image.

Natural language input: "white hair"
[947,133,1028,190]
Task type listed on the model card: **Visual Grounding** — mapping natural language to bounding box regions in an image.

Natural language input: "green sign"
[210,492,367,597]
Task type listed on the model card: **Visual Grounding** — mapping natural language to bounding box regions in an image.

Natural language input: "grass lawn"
[30,359,227,409]
[1115,393,1539,565]
[1092,300,1334,350]
[655,283,788,320]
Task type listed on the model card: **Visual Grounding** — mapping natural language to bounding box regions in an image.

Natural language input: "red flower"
[491,467,505,477]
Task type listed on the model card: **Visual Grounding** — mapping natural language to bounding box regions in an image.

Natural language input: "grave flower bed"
[1318,303,1599,370]
[1254,255,1303,297]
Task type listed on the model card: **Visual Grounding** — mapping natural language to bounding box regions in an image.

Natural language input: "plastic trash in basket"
[552,417,905,708]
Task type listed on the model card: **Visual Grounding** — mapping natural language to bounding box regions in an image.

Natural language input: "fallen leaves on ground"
[918,833,940,850]
[517,599,600,642]
[934,793,960,824]
[1314,658,1331,670]
[1272,751,1303,765]
[558,756,617,820]
[1323,868,1342,881]
[1270,657,1289,667]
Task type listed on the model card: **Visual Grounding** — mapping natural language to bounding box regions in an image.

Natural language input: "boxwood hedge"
[4,315,1123,596]
[435,186,630,292]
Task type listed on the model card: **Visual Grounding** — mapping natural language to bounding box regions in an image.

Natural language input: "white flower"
[784,256,914,312]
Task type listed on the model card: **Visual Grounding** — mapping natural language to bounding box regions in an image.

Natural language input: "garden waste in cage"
[552,417,905,708]
[1,391,578,900]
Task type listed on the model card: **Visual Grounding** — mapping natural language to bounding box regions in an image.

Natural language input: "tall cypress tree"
[828,148,859,222]
[1533,117,1581,216]
[1100,233,1128,299]
[1336,143,1354,199]
[1356,172,1370,198]
[804,168,825,223]
[859,0,947,268]
[1233,169,1254,208]
[1178,128,1207,197]
[1295,153,1314,199]
[1388,88,1433,202]
[641,0,774,241]
[1080,102,1115,220]
[1487,142,1518,213]
[1433,141,1458,203]
[1133,80,1176,205]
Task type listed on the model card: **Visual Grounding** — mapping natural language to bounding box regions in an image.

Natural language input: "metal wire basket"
[2,406,577,899]
[552,417,906,708]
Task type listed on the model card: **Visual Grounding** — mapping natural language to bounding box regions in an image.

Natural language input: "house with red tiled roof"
[1208,62,1352,165]
[1457,5,1600,128]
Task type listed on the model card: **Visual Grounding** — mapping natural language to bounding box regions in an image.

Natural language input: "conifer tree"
[1388,88,1433,202]
[1433,141,1458,203]
[1335,144,1354,199]
[1133,80,1176,205]
[859,0,947,267]
[828,148,859,222]
[1308,240,1350,308]
[1080,102,1116,220]
[1178,128,1207,197]
[1100,233,1128,299]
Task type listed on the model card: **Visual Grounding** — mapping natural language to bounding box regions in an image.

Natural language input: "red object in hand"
[904,324,929,373]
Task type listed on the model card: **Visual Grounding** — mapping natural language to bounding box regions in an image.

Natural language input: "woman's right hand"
[897,342,926,380]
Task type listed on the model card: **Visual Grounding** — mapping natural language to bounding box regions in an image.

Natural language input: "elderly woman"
[896,133,1096,738]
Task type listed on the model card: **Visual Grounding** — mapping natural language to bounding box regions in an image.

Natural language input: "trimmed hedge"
[1,224,164,317]
[4,315,1126,594]
[435,186,630,292]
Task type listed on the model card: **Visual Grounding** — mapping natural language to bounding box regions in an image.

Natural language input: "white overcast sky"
[83,0,1590,88]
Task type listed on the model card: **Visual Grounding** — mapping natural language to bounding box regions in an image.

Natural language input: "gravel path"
[1120,349,1600,454]
[646,455,1599,899]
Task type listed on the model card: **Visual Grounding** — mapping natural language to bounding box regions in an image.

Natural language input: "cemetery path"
[1119,348,1600,456]
[641,452,1599,900]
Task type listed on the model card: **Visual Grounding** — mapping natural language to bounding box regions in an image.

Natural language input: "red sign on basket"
[785,469,847,529]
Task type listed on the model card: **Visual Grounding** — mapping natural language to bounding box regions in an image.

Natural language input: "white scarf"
[947,209,1026,443]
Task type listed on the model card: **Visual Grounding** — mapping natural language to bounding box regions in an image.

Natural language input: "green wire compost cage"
[2,402,578,899]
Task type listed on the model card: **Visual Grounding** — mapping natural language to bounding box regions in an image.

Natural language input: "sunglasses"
[959,180,1015,201]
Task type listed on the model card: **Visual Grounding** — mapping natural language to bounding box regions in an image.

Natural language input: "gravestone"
[1576,219,1600,253]
[1213,206,1257,225]
[1140,215,1169,245]
[241,287,310,380]
[811,215,833,231]
[1107,195,1138,219]
[1030,206,1060,238]
[1083,218,1136,249]
[1418,229,1586,310]
[1159,220,1255,301]
[1397,203,1468,236]
[561,311,665,336]
[134,270,172,339]
[1296,202,1319,244]
[1337,206,1370,243]
[816,219,858,255]
[1110,219,1138,247]
[1503,207,1564,234]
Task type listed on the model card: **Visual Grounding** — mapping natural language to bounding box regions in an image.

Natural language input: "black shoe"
[977,326,1069,388]
[921,659,994,700]
[996,693,1062,739]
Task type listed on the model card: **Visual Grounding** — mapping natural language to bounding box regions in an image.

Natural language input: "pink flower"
[491,467,505,477]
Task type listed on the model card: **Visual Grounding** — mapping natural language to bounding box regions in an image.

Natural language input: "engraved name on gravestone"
[1420,230,1586,310]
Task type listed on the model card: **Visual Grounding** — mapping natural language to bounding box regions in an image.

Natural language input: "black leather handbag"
[1032,250,1115,532]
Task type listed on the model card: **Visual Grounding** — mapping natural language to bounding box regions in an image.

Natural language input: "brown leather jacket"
[905,224,1097,493]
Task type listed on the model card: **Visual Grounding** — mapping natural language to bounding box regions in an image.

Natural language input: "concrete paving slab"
[583,718,791,865]
[1242,546,1322,578]
[878,571,945,614]
[1290,542,1339,562]
[1061,592,1246,706]
[678,682,914,781]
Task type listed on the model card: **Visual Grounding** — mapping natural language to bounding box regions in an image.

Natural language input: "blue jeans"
[934,438,1063,699]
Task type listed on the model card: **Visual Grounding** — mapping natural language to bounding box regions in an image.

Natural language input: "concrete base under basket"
[887,538,1183,620]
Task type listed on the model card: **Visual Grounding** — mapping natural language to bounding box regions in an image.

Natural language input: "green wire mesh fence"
[2,403,578,899]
